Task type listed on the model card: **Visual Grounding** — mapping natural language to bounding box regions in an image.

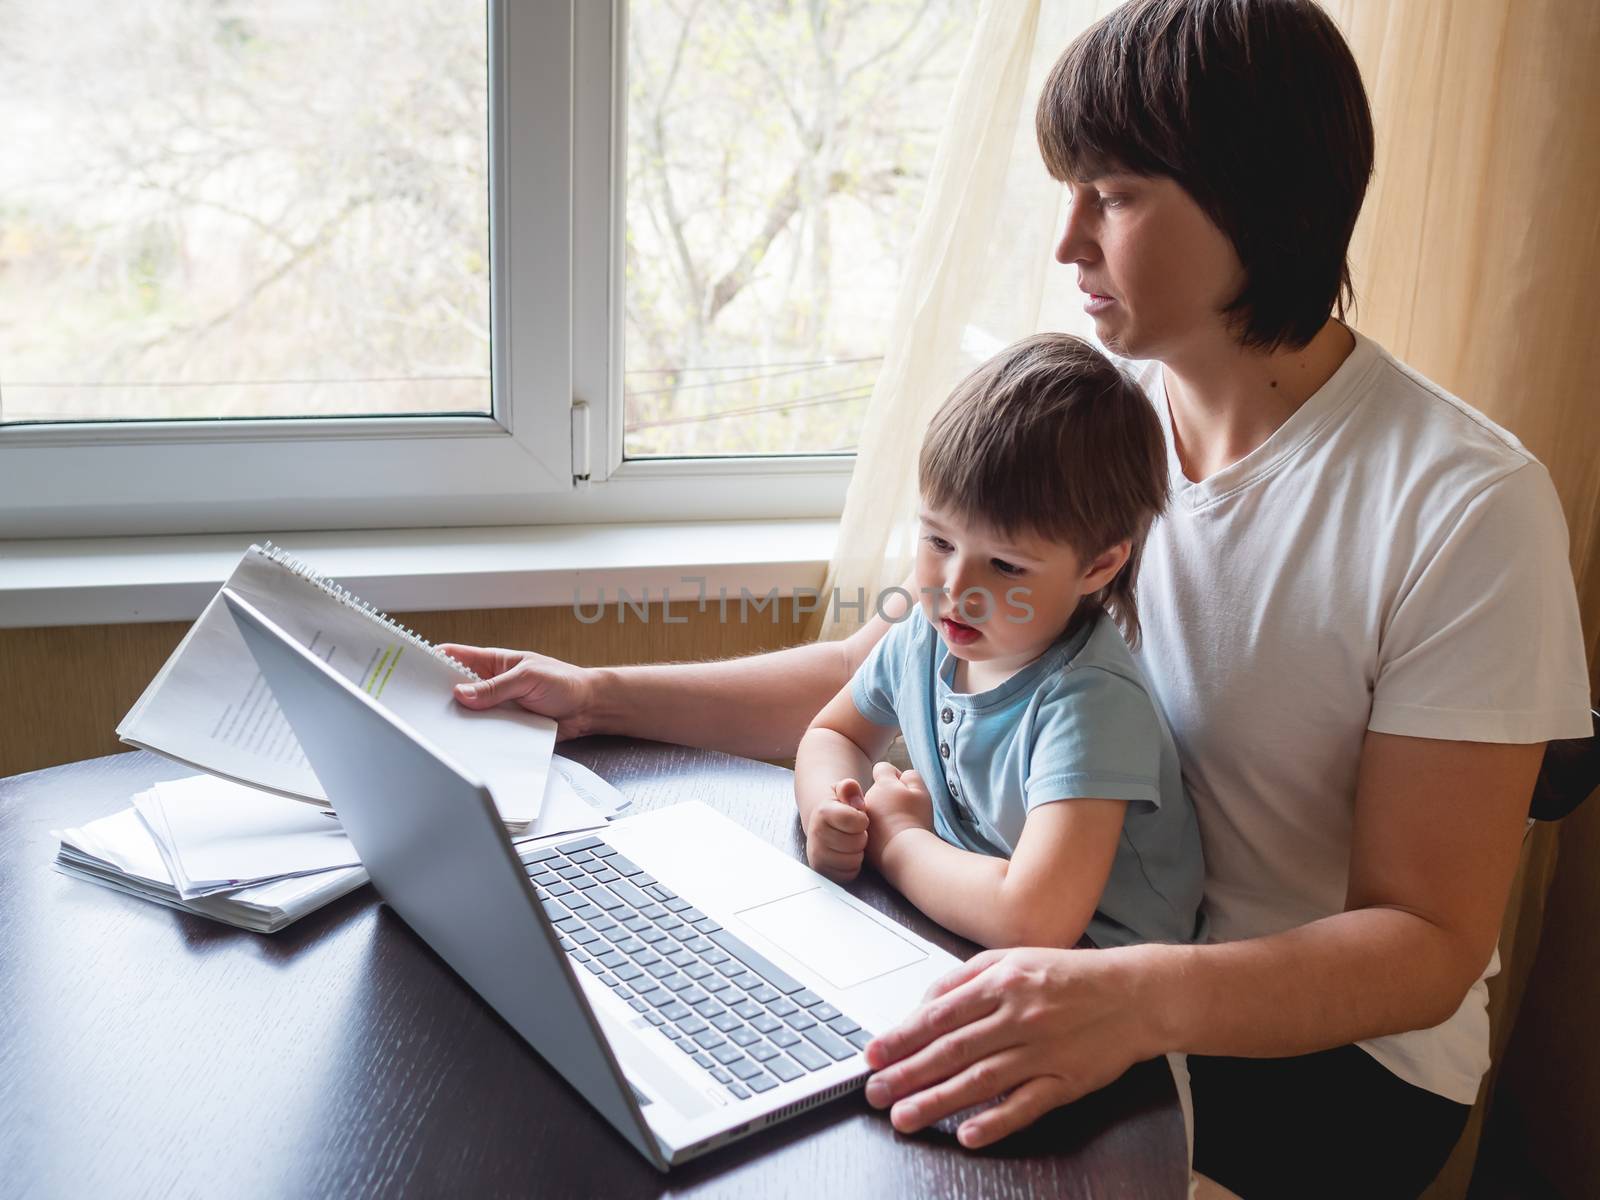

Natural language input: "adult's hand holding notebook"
[117,543,557,830]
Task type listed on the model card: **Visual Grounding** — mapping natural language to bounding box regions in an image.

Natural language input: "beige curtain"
[816,0,1600,1194]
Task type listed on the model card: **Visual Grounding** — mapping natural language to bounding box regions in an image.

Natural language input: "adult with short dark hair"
[444,1,1591,1195]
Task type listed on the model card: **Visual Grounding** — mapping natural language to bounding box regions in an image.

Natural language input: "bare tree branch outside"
[625,0,977,457]
[0,0,978,458]
[0,0,493,423]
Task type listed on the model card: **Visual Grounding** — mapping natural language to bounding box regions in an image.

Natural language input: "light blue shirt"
[850,610,1204,948]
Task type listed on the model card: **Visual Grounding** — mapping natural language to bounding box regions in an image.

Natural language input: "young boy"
[793,332,1202,951]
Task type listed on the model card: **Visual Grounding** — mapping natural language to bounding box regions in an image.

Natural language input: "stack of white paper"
[53,756,630,933]
[133,776,361,898]
[549,754,632,821]
[55,806,368,934]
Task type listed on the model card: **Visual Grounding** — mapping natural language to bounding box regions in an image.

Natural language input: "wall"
[0,600,813,781]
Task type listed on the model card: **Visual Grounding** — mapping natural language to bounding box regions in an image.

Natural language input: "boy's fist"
[804,778,870,882]
[863,761,936,864]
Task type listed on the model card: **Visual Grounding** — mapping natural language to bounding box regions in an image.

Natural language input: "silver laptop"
[223,588,959,1170]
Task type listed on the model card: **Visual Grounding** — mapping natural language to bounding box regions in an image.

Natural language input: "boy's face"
[1054,171,1244,363]
[913,502,1119,675]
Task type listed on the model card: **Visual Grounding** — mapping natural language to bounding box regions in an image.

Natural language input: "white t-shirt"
[1129,328,1592,1104]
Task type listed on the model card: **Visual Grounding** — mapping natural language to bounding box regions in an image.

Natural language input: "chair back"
[1530,708,1600,821]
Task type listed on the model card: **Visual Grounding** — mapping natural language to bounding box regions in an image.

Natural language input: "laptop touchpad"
[736,888,927,990]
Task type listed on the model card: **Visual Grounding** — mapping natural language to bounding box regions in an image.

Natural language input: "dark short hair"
[918,334,1168,648]
[1036,0,1374,350]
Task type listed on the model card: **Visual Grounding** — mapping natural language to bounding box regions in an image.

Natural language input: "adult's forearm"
[1138,906,1480,1060]
[585,638,853,761]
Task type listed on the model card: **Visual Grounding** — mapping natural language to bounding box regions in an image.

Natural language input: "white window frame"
[0,0,852,540]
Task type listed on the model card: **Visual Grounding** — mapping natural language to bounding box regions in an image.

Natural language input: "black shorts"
[1189,1045,1472,1199]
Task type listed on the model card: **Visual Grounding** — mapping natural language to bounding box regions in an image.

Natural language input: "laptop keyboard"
[525,835,877,1102]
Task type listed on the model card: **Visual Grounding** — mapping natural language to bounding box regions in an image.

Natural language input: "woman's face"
[1056,172,1245,363]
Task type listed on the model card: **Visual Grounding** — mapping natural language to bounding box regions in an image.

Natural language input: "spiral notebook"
[117,543,556,830]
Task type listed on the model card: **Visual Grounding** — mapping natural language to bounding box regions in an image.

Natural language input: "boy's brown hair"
[1036,0,1374,351]
[918,333,1167,648]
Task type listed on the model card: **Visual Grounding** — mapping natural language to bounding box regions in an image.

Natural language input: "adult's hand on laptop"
[440,643,598,741]
[861,944,1163,1148]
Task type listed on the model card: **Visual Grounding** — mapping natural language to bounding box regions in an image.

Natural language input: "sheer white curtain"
[809,0,1120,642]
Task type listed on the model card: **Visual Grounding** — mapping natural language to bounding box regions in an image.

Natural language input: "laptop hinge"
[653,1128,675,1170]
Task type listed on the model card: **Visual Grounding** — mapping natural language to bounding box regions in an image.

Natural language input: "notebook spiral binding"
[255,542,483,682]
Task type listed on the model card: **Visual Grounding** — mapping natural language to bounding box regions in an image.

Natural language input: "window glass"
[0,1,491,425]
[624,0,980,458]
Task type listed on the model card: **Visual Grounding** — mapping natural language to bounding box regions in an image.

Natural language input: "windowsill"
[0,521,837,629]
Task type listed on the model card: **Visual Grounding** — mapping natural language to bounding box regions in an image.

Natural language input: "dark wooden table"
[0,739,1187,1199]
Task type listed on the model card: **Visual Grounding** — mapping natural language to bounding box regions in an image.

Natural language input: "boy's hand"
[805,778,870,882]
[863,761,935,860]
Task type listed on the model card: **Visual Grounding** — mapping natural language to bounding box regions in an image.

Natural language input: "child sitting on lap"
[794,333,1203,950]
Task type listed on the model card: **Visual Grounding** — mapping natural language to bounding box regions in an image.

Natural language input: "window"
[0,1,975,538]
[1,3,492,426]
[622,1,978,460]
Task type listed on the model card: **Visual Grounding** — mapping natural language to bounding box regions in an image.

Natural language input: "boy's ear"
[1081,540,1132,592]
